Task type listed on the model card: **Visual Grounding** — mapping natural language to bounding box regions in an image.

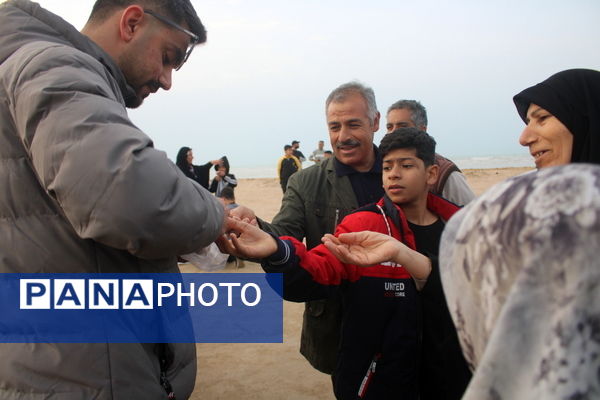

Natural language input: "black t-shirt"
[409,218,444,257]
[409,218,472,400]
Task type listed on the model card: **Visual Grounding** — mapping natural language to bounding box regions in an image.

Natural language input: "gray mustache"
[336,139,360,148]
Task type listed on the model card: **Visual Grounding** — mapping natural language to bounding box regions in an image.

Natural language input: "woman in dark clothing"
[175,146,219,189]
[513,68,600,168]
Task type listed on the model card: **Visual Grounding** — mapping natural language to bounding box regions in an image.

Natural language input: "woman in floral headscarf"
[439,164,600,399]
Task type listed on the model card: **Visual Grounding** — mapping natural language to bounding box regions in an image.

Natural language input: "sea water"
[228,154,533,179]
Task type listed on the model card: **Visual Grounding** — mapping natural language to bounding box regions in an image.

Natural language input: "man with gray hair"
[231,81,385,376]
[386,100,475,205]
[0,0,223,398]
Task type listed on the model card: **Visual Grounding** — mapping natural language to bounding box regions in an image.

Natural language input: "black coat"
[181,162,212,189]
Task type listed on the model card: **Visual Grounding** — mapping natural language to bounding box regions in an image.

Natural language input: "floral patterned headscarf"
[440,164,600,399]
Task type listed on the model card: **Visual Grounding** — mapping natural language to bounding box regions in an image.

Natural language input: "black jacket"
[180,162,212,189]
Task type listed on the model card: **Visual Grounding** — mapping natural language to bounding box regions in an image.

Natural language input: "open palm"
[322,231,404,267]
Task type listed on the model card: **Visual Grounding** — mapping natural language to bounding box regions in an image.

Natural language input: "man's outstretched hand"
[216,217,277,259]
[228,205,257,224]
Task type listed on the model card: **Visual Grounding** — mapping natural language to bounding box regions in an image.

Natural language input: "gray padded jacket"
[0,1,223,398]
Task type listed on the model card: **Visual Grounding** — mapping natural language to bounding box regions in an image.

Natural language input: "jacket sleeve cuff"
[265,233,292,266]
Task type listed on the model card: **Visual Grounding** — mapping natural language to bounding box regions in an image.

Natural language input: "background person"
[513,68,600,168]
[209,156,237,197]
[291,140,307,162]
[309,140,326,164]
[0,0,223,398]
[277,144,302,193]
[386,100,475,205]
[217,186,244,267]
[175,146,220,189]
[218,186,238,210]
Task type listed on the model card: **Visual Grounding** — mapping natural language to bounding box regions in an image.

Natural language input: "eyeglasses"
[144,9,200,70]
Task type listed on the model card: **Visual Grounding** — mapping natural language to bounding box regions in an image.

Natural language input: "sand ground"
[181,167,533,400]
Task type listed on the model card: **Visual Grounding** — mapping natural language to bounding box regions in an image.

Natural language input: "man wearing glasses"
[0,1,222,399]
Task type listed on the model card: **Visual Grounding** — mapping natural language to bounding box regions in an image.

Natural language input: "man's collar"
[334,145,382,176]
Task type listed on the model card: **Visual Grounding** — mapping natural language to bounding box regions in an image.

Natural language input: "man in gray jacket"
[231,81,385,376]
[0,0,224,398]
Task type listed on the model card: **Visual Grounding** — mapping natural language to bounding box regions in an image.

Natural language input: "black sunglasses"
[144,9,200,70]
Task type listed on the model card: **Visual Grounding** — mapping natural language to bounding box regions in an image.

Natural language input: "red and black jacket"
[262,194,462,400]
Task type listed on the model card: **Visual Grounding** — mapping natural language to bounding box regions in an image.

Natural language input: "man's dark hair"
[379,127,436,167]
[88,0,206,43]
[324,150,333,155]
[284,145,292,151]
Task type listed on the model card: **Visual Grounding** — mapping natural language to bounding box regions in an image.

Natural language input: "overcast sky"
[21,0,600,168]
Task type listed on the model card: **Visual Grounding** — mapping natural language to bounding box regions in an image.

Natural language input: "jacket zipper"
[333,208,340,229]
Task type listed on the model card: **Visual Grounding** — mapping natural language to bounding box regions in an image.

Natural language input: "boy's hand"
[322,231,405,267]
[322,231,432,280]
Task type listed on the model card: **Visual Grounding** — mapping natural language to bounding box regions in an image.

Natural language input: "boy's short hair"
[284,145,292,151]
[379,127,436,167]
[219,186,235,201]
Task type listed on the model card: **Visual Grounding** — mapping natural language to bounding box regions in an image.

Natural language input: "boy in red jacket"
[219,127,471,400]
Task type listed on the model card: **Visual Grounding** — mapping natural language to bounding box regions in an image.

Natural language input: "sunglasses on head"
[144,9,200,71]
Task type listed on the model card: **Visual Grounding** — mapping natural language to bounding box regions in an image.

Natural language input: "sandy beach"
[181,166,533,400]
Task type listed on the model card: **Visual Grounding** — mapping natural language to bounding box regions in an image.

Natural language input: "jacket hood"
[0,0,137,107]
